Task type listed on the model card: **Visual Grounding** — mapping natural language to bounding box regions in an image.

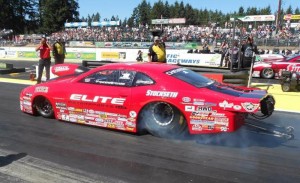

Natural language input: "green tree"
[285,5,293,14]
[39,0,79,34]
[295,7,300,14]
[260,5,272,15]
[238,7,245,16]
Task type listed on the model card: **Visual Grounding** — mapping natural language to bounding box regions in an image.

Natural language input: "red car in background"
[257,54,285,63]
[252,54,300,79]
[20,63,275,138]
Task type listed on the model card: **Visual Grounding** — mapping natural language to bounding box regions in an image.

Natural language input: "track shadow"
[0,153,27,167]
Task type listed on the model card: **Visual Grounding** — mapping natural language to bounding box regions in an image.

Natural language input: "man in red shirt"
[35,37,52,84]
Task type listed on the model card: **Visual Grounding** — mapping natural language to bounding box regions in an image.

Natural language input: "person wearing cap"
[35,37,52,84]
[52,37,66,65]
[148,36,166,63]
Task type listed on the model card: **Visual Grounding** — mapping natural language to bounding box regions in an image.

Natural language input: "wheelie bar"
[245,120,294,140]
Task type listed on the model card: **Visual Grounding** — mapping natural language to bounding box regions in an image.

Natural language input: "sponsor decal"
[69,114,78,118]
[54,66,69,72]
[204,102,217,107]
[219,100,234,110]
[129,111,137,118]
[241,102,260,112]
[68,107,75,111]
[182,97,191,103]
[25,93,33,97]
[191,120,215,125]
[196,106,212,111]
[287,64,300,72]
[61,114,70,121]
[95,80,126,86]
[220,126,228,132]
[191,116,215,121]
[35,86,48,93]
[95,118,104,122]
[22,96,31,100]
[77,115,85,120]
[56,102,67,107]
[22,101,32,106]
[193,99,205,105]
[146,90,178,98]
[85,116,95,121]
[165,67,187,75]
[185,106,195,112]
[233,105,242,110]
[126,127,135,131]
[126,121,136,127]
[192,124,203,131]
[215,117,229,122]
[70,94,126,105]
[214,121,229,126]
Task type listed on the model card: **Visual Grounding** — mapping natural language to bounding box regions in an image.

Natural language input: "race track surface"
[0,79,299,182]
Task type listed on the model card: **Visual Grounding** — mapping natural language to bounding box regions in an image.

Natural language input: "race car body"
[20,63,275,137]
[252,54,300,79]
[256,54,285,63]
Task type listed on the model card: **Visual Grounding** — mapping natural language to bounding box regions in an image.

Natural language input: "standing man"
[148,36,166,63]
[241,36,258,68]
[52,37,66,65]
[219,40,228,67]
[35,37,52,84]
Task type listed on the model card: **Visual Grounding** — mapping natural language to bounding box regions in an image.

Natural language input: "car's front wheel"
[34,97,54,118]
[281,83,291,92]
[138,102,187,138]
[261,68,274,79]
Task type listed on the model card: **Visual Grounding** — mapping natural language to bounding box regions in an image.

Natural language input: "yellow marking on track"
[9,73,20,76]
[0,78,35,85]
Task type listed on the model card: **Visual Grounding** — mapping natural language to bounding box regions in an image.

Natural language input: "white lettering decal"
[146,90,178,98]
[70,94,126,105]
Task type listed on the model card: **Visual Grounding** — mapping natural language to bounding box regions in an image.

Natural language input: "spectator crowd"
[1,21,300,48]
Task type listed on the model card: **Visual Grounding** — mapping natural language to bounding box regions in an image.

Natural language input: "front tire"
[281,83,291,92]
[34,97,54,118]
[138,102,187,138]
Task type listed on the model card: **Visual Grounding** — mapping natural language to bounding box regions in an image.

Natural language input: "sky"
[77,0,300,20]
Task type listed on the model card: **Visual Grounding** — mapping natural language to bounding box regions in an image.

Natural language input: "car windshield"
[286,54,299,61]
[165,68,214,88]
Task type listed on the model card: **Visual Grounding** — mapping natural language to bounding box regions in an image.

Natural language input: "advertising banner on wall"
[284,14,300,20]
[166,53,221,67]
[237,15,275,22]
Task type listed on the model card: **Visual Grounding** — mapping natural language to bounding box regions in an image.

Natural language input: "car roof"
[95,63,180,73]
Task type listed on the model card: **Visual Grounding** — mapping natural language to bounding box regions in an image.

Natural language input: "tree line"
[0,0,299,35]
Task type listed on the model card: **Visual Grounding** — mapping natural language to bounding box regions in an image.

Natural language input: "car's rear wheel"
[138,102,187,138]
[261,68,274,79]
[34,97,54,118]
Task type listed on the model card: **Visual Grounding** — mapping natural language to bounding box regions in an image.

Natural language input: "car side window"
[132,72,155,86]
[81,70,136,87]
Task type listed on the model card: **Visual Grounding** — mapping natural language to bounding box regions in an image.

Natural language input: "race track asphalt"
[0,60,299,182]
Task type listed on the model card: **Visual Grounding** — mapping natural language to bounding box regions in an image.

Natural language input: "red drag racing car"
[252,54,300,79]
[20,63,275,137]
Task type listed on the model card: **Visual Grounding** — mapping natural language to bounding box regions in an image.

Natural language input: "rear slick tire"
[138,102,187,138]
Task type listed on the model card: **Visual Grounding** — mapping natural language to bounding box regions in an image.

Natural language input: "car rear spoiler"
[51,64,90,77]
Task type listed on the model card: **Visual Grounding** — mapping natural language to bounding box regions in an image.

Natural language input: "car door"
[62,69,134,131]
